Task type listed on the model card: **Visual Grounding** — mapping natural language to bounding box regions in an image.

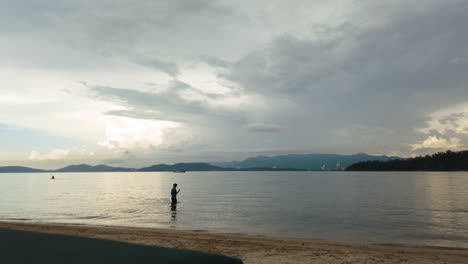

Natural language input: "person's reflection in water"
[171,202,177,221]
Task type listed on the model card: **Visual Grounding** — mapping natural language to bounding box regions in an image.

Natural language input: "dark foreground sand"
[1,221,468,264]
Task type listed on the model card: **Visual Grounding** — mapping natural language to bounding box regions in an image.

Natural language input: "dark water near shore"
[1,171,468,248]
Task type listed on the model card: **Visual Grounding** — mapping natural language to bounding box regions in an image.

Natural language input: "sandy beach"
[1,221,468,264]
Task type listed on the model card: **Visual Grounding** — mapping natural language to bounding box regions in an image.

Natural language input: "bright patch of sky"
[0,124,91,159]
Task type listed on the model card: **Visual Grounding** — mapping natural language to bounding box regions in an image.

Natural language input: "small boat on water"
[173,169,186,173]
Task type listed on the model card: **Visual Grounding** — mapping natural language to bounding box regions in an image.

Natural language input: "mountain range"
[0,153,401,173]
[211,153,401,170]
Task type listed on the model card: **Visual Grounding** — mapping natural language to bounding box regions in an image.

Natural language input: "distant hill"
[0,162,308,173]
[0,153,403,173]
[0,166,45,173]
[54,164,134,172]
[212,153,402,170]
[346,150,468,171]
[139,162,226,171]
[235,167,307,171]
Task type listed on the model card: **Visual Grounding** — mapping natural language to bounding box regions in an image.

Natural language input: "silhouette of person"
[171,183,180,204]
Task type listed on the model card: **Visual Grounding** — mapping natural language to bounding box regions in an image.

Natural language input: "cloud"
[244,123,285,133]
[0,0,249,70]
[449,56,468,65]
[87,63,263,122]
[29,149,95,161]
[198,55,231,68]
[2,0,468,167]
[224,0,468,155]
[410,136,461,151]
[0,95,56,105]
[135,58,179,76]
[97,116,180,150]
[90,84,216,123]
[418,103,468,136]
[408,102,468,153]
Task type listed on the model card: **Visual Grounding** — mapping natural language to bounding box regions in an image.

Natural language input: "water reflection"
[417,172,468,247]
[171,202,177,221]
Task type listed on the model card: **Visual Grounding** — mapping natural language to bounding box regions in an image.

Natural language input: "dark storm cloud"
[90,84,204,122]
[225,1,468,152]
[0,0,240,30]
[0,0,246,68]
[88,82,250,125]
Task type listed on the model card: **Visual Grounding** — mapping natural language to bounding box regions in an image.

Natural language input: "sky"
[1,0,468,169]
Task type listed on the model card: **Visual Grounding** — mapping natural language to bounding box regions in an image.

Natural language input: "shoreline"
[2,221,468,264]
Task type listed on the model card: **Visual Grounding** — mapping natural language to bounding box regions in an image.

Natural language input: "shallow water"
[1,171,468,248]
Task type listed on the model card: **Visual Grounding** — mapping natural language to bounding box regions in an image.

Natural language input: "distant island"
[0,166,46,173]
[346,150,468,171]
[0,153,400,173]
[0,162,307,173]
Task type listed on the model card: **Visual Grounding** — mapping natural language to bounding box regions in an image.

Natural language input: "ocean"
[1,171,468,248]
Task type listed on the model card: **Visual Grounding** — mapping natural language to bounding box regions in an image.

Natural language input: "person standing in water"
[171,183,180,204]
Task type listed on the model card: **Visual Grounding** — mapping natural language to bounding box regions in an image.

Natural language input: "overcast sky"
[1,0,467,169]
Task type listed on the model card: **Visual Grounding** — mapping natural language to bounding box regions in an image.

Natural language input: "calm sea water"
[1,171,468,248]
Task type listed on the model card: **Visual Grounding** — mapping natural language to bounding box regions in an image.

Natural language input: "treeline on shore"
[346,150,468,171]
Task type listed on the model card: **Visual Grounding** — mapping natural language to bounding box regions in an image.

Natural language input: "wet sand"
[1,221,468,264]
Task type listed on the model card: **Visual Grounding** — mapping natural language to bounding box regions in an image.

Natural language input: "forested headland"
[346,150,468,171]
